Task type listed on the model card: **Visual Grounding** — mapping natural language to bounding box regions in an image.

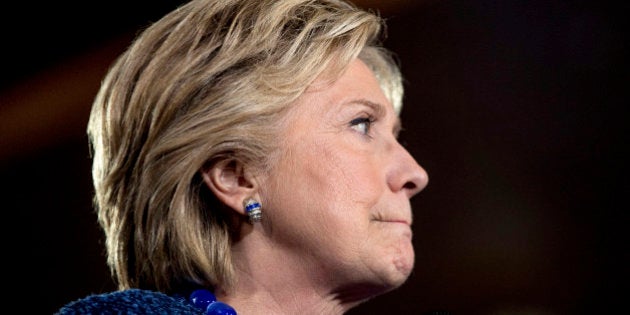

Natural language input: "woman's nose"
[387,142,429,199]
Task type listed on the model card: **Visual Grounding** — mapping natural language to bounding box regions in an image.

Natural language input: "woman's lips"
[375,219,411,225]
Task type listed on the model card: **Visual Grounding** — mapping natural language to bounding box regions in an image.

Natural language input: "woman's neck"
[217,231,364,315]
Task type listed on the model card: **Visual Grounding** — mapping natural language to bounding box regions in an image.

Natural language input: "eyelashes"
[349,116,375,136]
[349,115,404,142]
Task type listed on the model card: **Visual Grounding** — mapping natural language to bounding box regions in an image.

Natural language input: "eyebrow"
[348,98,402,137]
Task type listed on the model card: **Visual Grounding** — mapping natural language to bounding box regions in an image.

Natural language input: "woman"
[57,0,428,314]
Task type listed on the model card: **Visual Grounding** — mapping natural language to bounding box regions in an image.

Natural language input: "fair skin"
[205,59,428,314]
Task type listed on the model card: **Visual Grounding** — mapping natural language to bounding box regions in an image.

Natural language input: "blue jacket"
[56,288,204,314]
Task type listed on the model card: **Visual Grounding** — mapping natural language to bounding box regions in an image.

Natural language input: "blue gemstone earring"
[243,198,262,223]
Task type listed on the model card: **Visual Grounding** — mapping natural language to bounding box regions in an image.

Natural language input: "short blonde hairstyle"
[88,0,403,294]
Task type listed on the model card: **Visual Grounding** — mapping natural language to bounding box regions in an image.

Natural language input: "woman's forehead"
[303,59,392,108]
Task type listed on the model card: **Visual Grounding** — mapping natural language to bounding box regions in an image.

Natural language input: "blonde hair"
[88,0,403,294]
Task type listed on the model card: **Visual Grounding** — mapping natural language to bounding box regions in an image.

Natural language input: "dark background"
[1,0,627,314]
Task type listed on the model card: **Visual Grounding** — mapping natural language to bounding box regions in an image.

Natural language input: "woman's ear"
[201,159,258,216]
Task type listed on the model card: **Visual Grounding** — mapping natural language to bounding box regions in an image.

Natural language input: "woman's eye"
[350,117,373,135]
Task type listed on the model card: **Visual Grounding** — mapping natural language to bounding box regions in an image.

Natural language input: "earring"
[243,198,262,223]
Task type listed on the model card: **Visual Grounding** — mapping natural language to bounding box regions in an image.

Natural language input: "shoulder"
[55,288,203,314]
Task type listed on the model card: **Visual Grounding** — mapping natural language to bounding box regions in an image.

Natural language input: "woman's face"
[259,59,428,295]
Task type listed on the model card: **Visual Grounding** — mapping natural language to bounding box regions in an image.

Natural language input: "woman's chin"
[389,244,415,286]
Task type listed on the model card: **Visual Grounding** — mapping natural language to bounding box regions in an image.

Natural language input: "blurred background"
[1,0,627,314]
